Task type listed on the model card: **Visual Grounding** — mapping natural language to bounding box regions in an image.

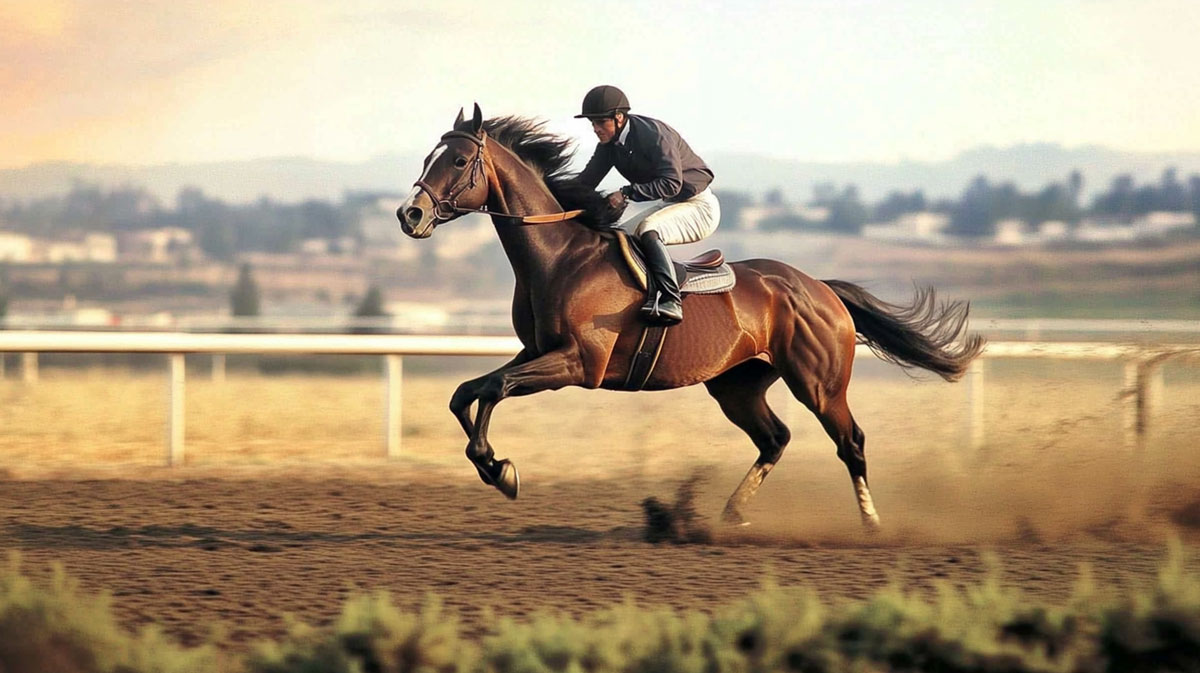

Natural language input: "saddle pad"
[614,230,736,295]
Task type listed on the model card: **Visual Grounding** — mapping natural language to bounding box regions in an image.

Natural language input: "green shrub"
[246,592,472,673]
[1098,539,1200,673]
[0,553,220,673]
[5,547,1200,672]
[480,602,718,673]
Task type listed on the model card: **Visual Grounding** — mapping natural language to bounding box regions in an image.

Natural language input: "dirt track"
[0,463,1196,647]
[1,368,1199,646]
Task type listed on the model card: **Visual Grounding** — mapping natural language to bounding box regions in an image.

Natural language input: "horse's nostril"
[405,207,423,224]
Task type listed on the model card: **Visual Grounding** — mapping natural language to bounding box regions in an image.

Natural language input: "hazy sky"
[3,0,1199,170]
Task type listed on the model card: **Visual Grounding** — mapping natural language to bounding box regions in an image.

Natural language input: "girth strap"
[623,325,669,391]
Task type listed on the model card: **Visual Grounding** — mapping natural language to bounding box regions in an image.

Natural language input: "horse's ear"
[453,107,465,128]
[471,102,483,134]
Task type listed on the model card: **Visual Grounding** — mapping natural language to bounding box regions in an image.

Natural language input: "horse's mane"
[468,116,622,230]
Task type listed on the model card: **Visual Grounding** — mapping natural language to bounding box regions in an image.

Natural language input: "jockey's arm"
[577,146,613,190]
[626,137,683,202]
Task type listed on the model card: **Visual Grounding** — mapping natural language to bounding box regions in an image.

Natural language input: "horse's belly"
[633,293,759,389]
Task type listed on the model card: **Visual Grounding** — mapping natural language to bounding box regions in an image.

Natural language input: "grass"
[4,545,1200,672]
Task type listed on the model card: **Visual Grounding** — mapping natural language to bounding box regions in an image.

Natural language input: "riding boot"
[638,231,683,325]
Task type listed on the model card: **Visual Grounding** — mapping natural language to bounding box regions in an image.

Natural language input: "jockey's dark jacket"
[577,114,713,203]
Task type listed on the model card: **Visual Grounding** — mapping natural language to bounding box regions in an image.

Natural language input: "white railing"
[968,341,1200,452]
[0,332,521,466]
[0,331,1196,465]
[977,318,1200,338]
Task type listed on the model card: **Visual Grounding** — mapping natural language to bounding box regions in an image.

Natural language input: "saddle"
[606,229,736,392]
[611,229,736,295]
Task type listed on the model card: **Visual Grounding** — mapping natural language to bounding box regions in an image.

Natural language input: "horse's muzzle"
[397,191,435,238]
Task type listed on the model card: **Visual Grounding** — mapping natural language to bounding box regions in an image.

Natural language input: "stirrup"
[640,290,682,325]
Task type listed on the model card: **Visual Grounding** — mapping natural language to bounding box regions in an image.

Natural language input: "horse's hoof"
[861,514,882,535]
[720,508,749,527]
[494,459,519,500]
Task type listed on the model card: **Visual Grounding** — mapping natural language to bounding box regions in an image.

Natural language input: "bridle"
[412,130,583,225]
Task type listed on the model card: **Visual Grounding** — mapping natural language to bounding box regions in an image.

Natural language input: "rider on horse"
[575,85,720,326]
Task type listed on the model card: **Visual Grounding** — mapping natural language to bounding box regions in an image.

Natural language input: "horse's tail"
[823,279,986,382]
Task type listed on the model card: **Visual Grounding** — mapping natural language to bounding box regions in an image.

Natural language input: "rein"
[414,130,584,225]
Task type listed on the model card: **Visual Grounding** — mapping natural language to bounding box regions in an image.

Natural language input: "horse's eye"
[454,157,468,169]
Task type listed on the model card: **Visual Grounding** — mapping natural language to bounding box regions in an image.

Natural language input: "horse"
[396,104,985,530]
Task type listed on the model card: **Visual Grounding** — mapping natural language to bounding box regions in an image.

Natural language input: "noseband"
[412,130,583,225]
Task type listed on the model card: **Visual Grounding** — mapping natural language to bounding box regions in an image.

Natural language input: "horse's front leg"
[449,351,531,486]
[450,350,531,436]
[464,348,585,499]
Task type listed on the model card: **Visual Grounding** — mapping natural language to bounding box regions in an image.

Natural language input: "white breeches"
[623,187,720,245]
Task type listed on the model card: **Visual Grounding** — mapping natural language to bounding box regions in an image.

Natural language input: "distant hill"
[0,155,423,205]
[3,144,1200,205]
[709,144,1200,203]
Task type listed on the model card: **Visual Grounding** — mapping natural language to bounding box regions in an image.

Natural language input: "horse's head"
[396,104,490,238]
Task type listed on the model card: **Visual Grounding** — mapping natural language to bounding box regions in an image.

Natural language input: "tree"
[947,176,997,237]
[824,185,868,234]
[1091,174,1136,222]
[1190,175,1200,222]
[1068,170,1084,205]
[1026,182,1080,225]
[230,263,260,316]
[1159,167,1188,211]
[873,190,927,222]
[354,284,388,317]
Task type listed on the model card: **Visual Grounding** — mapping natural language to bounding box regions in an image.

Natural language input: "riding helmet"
[574,85,631,118]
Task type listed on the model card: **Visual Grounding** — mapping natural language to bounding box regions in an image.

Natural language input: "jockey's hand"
[606,189,627,210]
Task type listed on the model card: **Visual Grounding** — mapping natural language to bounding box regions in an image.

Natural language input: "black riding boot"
[639,231,683,325]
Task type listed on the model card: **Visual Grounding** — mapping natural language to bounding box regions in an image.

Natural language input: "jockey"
[575,85,719,326]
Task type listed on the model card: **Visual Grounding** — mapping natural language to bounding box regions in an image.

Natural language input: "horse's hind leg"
[704,360,788,525]
[820,394,879,530]
[790,382,880,532]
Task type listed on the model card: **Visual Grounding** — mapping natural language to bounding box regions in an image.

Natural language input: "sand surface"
[0,365,1198,646]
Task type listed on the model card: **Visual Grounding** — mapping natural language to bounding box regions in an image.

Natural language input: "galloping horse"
[397,105,984,530]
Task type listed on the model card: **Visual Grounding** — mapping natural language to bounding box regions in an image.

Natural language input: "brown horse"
[397,105,984,530]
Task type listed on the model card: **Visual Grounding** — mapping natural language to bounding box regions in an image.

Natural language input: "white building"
[1133,211,1196,238]
[44,233,117,263]
[862,211,950,243]
[123,228,194,263]
[1074,221,1138,243]
[1034,220,1071,242]
[84,233,117,262]
[993,219,1026,246]
[0,231,34,262]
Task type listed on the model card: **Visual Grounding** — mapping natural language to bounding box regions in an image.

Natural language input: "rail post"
[1144,360,1163,422]
[967,358,986,454]
[167,353,186,465]
[22,352,38,383]
[1122,359,1149,451]
[385,354,403,459]
[211,353,226,383]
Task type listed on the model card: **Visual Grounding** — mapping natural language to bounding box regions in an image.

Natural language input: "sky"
[3,0,1199,171]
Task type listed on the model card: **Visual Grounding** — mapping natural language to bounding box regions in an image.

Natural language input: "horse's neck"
[486,148,598,279]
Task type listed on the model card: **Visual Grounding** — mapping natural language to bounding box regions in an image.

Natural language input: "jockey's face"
[589,113,624,144]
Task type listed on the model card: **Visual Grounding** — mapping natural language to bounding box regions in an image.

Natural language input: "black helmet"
[574,85,630,119]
